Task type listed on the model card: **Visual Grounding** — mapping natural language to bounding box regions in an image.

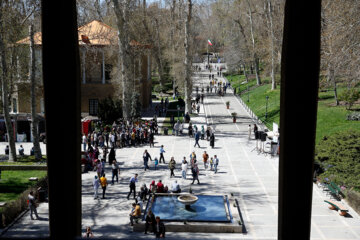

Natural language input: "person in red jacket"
[156,180,164,193]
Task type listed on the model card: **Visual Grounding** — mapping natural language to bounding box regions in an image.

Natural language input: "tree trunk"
[0,6,16,162]
[267,0,276,90]
[184,0,193,114]
[247,0,261,85]
[154,18,165,92]
[328,67,339,106]
[112,0,132,119]
[170,0,176,95]
[243,63,249,83]
[29,24,42,160]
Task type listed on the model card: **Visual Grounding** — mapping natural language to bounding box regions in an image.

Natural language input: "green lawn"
[226,74,360,144]
[0,171,47,203]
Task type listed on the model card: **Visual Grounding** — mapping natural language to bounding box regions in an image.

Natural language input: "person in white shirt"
[93,176,100,199]
[171,180,181,193]
[28,191,39,220]
[179,122,184,135]
[18,145,24,156]
[181,157,188,179]
[82,134,87,151]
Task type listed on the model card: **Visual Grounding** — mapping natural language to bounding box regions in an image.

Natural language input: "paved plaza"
[1,63,360,239]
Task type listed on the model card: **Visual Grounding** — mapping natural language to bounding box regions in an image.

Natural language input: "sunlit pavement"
[2,63,360,239]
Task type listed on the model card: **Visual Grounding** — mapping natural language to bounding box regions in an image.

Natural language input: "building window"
[89,99,99,116]
[12,98,17,113]
[105,64,112,81]
[40,98,45,113]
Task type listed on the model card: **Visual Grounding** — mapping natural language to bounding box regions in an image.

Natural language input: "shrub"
[98,97,122,124]
[0,176,48,228]
[345,189,360,215]
[315,130,360,191]
[339,89,360,110]
[347,112,360,121]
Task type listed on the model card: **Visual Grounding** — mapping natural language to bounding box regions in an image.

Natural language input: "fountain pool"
[147,195,231,222]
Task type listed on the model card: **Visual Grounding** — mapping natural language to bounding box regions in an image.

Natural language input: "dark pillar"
[278,1,321,240]
[41,1,81,239]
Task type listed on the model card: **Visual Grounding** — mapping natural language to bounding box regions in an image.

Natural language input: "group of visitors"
[154,97,170,117]
[82,118,159,152]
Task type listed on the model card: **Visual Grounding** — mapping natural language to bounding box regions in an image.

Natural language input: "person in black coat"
[210,133,215,148]
[145,210,156,234]
[154,216,165,238]
[108,147,115,165]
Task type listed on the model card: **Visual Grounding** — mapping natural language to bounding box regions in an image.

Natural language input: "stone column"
[102,49,105,84]
[82,48,86,84]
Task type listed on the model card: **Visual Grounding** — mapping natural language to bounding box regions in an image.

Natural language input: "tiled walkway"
[2,63,360,239]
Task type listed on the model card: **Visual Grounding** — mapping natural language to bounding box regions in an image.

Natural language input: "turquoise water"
[150,195,230,222]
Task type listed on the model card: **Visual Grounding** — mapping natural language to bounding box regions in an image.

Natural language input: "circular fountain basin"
[178,194,199,206]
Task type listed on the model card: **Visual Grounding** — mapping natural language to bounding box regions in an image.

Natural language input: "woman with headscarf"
[149,180,157,194]
[210,133,215,149]
[108,147,115,165]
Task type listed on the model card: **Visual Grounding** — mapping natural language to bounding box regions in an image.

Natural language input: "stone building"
[15,20,152,117]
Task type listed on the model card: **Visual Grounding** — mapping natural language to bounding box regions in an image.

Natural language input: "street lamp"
[247,83,250,102]
[177,105,180,121]
[265,96,269,120]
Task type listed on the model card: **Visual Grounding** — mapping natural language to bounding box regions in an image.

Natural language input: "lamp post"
[177,105,180,121]
[265,96,269,120]
[247,83,250,102]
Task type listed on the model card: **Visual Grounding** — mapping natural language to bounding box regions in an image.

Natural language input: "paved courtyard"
[1,63,360,239]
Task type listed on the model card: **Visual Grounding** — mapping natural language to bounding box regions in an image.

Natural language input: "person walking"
[108,147,115,165]
[111,160,120,184]
[100,173,108,199]
[159,145,166,163]
[210,133,215,148]
[154,216,166,238]
[82,134,87,152]
[145,210,156,234]
[214,155,219,173]
[143,150,152,171]
[191,164,200,184]
[96,160,102,179]
[149,132,154,148]
[206,127,211,141]
[181,158,188,179]
[93,175,100,199]
[168,157,176,178]
[201,126,205,140]
[154,157,159,170]
[194,131,201,148]
[210,157,214,171]
[203,151,209,170]
[248,124,252,140]
[127,174,138,200]
[28,191,39,220]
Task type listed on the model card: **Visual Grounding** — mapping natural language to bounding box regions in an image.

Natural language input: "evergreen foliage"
[97,97,122,124]
[315,130,360,191]
[130,92,142,119]
[339,89,360,110]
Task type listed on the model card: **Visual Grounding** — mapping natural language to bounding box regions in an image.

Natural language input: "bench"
[324,184,340,199]
[330,182,344,198]
[324,200,349,216]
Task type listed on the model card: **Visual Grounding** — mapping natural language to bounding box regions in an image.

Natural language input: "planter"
[233,117,236,123]
[329,205,336,210]
[339,211,347,216]
[226,105,229,109]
